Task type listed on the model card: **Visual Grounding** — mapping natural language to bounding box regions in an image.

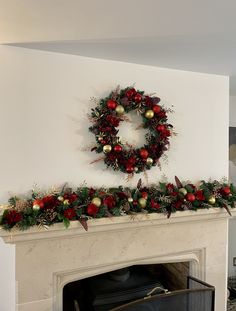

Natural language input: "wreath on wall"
[89,86,174,174]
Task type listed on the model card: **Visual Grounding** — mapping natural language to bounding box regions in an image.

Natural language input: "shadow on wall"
[229,127,236,184]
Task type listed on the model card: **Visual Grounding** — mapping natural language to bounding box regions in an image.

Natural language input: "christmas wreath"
[89,86,174,174]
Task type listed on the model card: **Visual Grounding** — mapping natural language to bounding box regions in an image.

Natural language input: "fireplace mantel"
[0,208,233,244]
[0,208,233,311]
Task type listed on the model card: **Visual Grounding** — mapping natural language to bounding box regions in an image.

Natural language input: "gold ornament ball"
[115,105,125,115]
[92,197,102,207]
[134,167,139,172]
[33,204,40,210]
[138,198,147,208]
[128,197,133,203]
[208,196,216,205]
[179,188,187,196]
[103,145,112,153]
[145,110,154,119]
[146,157,153,165]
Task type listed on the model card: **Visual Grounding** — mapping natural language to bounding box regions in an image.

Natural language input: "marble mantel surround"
[0,209,234,311]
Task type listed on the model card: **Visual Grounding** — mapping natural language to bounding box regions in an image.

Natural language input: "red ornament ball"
[107,99,117,110]
[87,203,99,216]
[186,193,196,202]
[114,145,123,152]
[33,199,44,209]
[141,192,148,200]
[153,105,161,114]
[222,187,231,195]
[156,124,165,132]
[139,148,149,159]
[134,93,142,103]
[126,165,134,174]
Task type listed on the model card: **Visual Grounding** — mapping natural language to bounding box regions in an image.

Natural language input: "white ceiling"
[1,0,236,94]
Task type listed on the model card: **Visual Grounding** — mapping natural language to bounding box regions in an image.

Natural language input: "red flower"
[106,115,120,127]
[107,152,117,162]
[158,111,167,119]
[195,190,205,201]
[89,188,96,197]
[161,129,171,137]
[172,200,183,210]
[103,196,116,209]
[63,208,76,220]
[166,183,175,193]
[42,195,57,209]
[64,193,78,204]
[144,96,153,107]
[5,210,22,225]
[87,203,99,216]
[150,199,160,209]
[127,156,136,165]
[125,88,136,99]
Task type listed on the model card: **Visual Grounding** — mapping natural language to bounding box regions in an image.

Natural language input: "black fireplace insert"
[63,266,215,311]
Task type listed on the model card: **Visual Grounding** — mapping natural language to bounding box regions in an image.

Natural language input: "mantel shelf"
[1,208,235,244]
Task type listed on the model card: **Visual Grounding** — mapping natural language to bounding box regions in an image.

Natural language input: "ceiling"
[1,0,236,94]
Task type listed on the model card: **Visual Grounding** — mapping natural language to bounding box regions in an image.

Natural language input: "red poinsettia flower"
[106,115,120,127]
[64,193,78,204]
[166,183,175,193]
[63,208,76,220]
[127,156,136,165]
[172,200,183,210]
[5,210,22,225]
[150,199,160,209]
[125,88,136,99]
[89,188,96,198]
[87,203,99,216]
[103,196,116,209]
[42,195,57,209]
[158,111,167,119]
[161,129,171,138]
[195,190,205,201]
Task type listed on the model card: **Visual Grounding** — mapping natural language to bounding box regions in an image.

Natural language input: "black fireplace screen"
[110,276,215,311]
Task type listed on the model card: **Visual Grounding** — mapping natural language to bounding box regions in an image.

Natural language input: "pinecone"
[37,209,57,225]
[15,200,31,212]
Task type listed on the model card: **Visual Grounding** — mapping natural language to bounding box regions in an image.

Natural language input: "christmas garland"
[0,177,235,232]
[89,86,174,174]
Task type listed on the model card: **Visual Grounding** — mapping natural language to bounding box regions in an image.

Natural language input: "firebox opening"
[63,262,190,311]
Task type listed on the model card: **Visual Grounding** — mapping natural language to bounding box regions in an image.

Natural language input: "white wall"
[0,45,229,203]
[0,45,229,309]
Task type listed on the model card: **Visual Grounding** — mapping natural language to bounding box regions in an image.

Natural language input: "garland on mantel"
[0,177,235,232]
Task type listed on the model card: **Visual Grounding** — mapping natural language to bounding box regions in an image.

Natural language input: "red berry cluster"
[89,86,174,174]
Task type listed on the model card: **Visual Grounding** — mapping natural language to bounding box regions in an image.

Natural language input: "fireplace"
[0,209,232,311]
[63,263,190,311]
